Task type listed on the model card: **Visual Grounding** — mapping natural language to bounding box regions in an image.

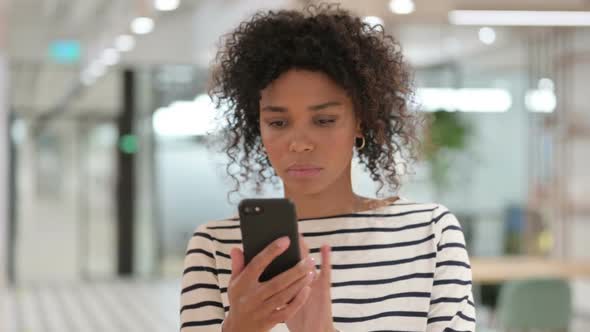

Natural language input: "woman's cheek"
[262,135,284,163]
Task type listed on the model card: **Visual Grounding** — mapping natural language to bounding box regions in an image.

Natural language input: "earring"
[355,136,366,150]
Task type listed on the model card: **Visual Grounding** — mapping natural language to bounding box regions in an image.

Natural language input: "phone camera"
[243,205,263,215]
[244,206,263,215]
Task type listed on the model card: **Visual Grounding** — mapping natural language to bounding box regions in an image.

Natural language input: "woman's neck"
[283,165,370,219]
[285,191,360,221]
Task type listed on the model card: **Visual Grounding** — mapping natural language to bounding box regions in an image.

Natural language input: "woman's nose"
[288,131,314,153]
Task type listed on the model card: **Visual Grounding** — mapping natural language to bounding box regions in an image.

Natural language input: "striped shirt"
[180,197,476,331]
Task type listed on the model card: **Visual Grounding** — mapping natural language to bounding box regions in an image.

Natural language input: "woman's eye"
[317,119,336,126]
[269,120,287,128]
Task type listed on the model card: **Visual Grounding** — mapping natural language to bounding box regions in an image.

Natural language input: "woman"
[181,3,475,331]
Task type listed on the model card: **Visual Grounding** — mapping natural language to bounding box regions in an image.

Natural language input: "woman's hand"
[285,237,336,332]
[223,237,317,332]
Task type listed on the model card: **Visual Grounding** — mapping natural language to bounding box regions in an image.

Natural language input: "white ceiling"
[6,0,590,118]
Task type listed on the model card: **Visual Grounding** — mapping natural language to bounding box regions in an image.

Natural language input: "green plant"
[422,110,472,192]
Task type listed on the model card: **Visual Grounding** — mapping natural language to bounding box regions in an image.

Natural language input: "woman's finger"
[258,255,315,301]
[245,236,291,282]
[267,285,312,325]
[230,247,245,281]
[319,244,332,287]
[261,271,314,314]
[300,235,320,281]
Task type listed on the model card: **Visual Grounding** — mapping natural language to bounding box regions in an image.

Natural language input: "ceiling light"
[526,89,557,113]
[389,0,415,15]
[131,17,154,35]
[478,27,496,45]
[449,10,590,26]
[152,94,225,137]
[89,62,106,78]
[101,48,120,66]
[154,0,180,11]
[526,78,557,113]
[115,34,135,52]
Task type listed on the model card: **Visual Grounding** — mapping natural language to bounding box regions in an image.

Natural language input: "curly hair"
[209,2,420,199]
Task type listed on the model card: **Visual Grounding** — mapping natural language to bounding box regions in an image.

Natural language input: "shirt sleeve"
[426,206,476,332]
[180,224,226,331]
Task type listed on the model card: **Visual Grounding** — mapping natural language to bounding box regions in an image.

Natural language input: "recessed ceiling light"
[154,0,180,11]
[478,27,496,45]
[131,17,154,35]
[115,35,135,52]
[389,0,415,15]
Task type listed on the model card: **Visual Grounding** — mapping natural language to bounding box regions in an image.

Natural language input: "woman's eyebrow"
[308,101,342,111]
[261,101,342,113]
[261,105,288,113]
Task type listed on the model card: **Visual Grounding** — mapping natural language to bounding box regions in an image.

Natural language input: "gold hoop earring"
[355,136,366,150]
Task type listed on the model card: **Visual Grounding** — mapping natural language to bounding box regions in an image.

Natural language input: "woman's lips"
[286,166,323,178]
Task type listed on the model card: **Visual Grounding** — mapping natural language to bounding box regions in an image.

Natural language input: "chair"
[497,278,571,331]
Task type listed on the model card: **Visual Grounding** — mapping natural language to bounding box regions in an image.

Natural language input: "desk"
[471,257,590,284]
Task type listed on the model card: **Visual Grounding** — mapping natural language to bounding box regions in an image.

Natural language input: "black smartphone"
[238,198,301,282]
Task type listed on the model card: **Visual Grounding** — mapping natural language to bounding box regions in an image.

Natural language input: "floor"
[0,279,181,332]
[2,279,590,332]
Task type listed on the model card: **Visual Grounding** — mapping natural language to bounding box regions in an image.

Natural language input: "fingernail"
[307,271,315,280]
[275,236,290,248]
[306,256,316,267]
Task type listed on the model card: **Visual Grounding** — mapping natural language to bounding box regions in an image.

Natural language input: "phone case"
[238,198,301,282]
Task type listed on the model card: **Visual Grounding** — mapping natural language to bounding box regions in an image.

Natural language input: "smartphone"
[238,198,301,282]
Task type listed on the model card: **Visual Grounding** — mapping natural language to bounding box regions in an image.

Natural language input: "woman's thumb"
[230,247,245,280]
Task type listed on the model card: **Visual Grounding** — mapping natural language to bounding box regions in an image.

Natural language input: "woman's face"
[259,69,361,195]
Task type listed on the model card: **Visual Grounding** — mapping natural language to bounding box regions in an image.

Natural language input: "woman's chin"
[283,179,328,196]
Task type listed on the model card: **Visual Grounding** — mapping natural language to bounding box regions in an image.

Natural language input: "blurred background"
[0,0,589,331]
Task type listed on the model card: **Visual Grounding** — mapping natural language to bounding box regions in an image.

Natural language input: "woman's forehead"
[260,70,350,107]
[262,70,344,96]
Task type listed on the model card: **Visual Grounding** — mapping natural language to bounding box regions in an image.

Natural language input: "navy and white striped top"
[180,197,476,331]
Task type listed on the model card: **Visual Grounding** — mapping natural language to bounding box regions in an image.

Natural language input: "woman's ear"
[355,119,363,137]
